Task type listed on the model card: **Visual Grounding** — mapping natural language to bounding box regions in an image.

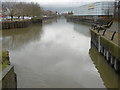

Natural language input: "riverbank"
[66,16,94,25]
[1,16,57,30]
[1,20,32,30]
[90,28,120,72]
[66,15,120,27]
[0,51,17,89]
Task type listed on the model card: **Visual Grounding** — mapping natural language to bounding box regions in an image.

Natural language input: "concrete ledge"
[0,65,17,89]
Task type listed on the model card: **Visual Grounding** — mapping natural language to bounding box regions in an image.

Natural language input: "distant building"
[73,1,115,20]
[114,0,120,20]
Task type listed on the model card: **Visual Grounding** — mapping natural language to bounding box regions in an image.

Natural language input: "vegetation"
[42,10,57,17]
[2,2,43,21]
[0,51,10,71]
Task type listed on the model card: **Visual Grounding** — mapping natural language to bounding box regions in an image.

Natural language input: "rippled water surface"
[2,18,106,88]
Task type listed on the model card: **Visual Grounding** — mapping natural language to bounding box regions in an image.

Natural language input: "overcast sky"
[12,0,115,5]
[3,0,115,13]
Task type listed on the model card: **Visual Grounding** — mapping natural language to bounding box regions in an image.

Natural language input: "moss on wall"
[0,51,10,71]
[0,51,17,89]
[90,29,120,61]
[100,37,120,61]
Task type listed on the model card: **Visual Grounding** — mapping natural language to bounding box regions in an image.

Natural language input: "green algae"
[0,51,10,71]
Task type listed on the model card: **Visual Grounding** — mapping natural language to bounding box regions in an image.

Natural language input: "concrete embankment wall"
[1,20,32,30]
[1,16,56,30]
[42,16,57,22]
[100,36,120,61]
[66,16,94,24]
[91,29,120,61]
[31,18,42,23]
[1,65,17,89]
[90,29,120,71]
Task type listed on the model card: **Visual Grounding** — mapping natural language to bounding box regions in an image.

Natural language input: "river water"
[2,18,118,88]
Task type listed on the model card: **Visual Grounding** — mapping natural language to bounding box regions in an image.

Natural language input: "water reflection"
[73,23,90,37]
[2,18,105,88]
[89,47,120,88]
[2,24,43,51]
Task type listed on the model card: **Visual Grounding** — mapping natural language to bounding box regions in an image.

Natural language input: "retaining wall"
[1,20,32,30]
[66,16,94,24]
[42,16,57,23]
[1,17,56,30]
[90,29,120,71]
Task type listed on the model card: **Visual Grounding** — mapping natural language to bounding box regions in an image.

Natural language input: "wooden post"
[111,31,116,40]
[103,28,107,36]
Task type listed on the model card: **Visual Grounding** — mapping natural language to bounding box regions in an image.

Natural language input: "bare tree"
[13,2,24,20]
[14,2,29,20]
[6,3,16,20]
[2,1,43,20]
[2,0,17,20]
[29,2,42,18]
[14,2,42,19]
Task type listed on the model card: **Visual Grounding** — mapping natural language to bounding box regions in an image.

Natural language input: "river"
[2,18,118,88]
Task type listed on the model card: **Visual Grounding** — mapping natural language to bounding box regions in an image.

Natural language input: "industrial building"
[73,1,115,20]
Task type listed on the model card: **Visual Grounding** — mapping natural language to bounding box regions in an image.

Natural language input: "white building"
[74,1,115,17]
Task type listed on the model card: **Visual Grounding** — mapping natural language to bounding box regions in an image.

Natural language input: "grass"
[0,51,10,71]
